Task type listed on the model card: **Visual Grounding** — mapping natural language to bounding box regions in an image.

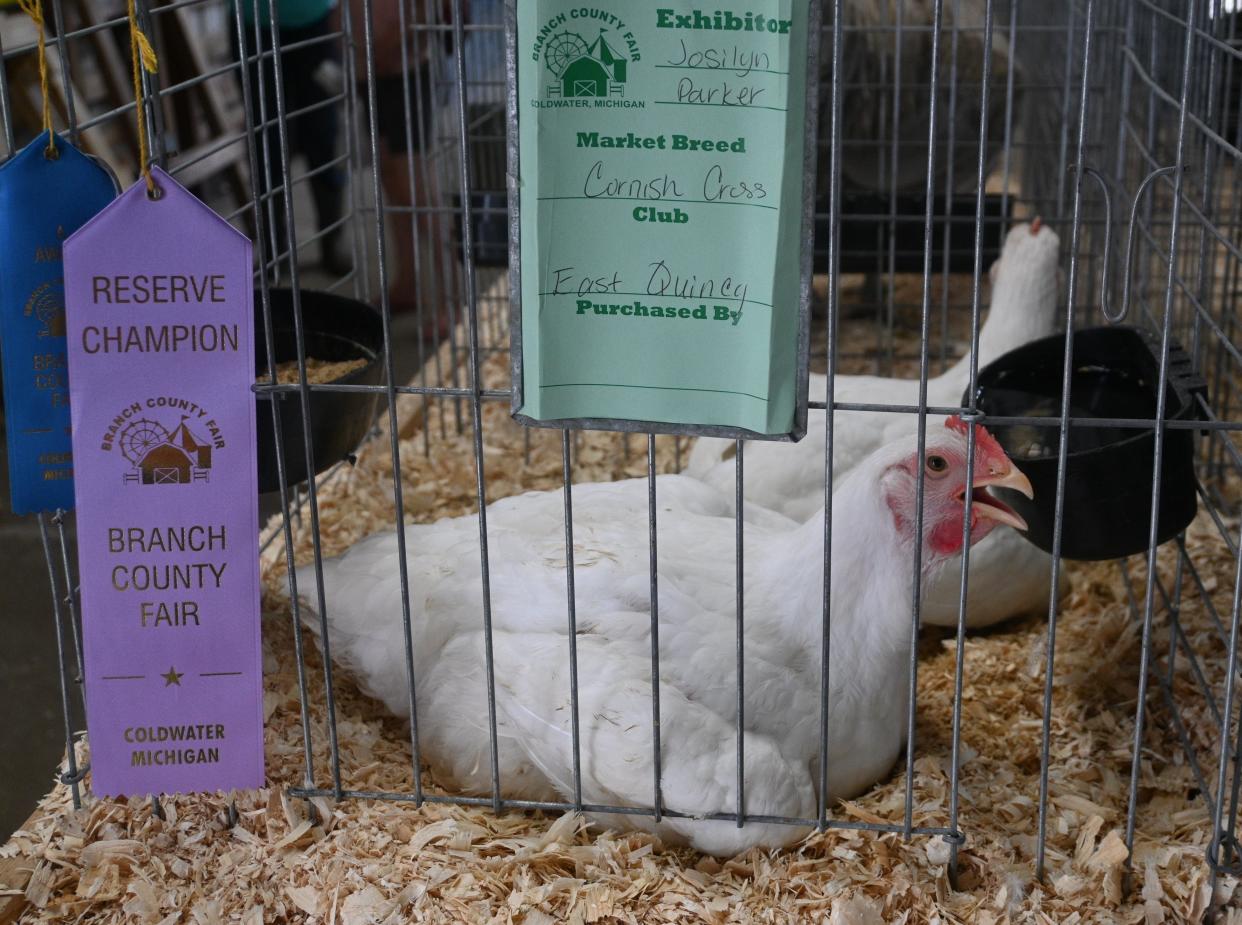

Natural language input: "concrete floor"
[0,449,84,841]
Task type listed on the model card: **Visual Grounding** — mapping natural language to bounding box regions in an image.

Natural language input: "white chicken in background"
[293,419,1032,856]
[685,220,1063,628]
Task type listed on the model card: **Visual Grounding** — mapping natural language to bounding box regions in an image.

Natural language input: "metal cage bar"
[3,0,1242,916]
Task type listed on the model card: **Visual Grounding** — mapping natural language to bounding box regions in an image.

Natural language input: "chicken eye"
[926,455,949,474]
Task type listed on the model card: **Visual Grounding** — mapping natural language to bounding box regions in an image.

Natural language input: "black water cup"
[253,288,384,494]
[966,326,1205,561]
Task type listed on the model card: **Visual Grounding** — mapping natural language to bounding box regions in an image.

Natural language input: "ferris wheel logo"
[24,281,66,339]
[534,16,637,101]
[115,413,215,487]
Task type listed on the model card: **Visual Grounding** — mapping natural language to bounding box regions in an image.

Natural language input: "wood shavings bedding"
[262,358,369,386]
[4,280,1241,924]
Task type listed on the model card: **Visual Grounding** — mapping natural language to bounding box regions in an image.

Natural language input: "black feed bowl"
[966,326,1205,562]
[254,288,384,494]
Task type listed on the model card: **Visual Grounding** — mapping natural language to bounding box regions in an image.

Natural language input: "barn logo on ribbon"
[25,226,68,339]
[24,280,66,339]
[99,397,225,487]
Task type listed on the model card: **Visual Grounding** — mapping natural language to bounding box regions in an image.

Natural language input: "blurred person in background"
[235,0,352,277]
[338,0,468,342]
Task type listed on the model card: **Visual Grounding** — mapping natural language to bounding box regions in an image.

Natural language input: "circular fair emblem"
[531,10,641,102]
[100,397,225,487]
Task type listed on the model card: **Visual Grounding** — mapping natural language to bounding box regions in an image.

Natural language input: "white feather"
[684,221,1067,627]
[291,432,972,855]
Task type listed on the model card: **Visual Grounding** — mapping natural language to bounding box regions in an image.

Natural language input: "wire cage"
[3,0,1242,918]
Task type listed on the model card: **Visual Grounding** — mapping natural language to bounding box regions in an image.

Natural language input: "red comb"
[1030,216,1042,235]
[945,415,1008,461]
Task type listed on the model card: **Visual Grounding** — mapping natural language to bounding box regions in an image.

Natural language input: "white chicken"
[293,419,1032,855]
[685,219,1063,628]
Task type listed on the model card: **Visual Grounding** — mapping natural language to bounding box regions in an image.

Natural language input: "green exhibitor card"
[509,0,818,438]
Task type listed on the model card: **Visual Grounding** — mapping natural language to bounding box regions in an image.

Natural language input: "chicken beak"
[974,500,1028,532]
[986,464,1034,500]
[970,465,1034,532]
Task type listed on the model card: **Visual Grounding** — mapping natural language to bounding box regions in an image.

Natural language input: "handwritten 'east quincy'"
[553,261,749,326]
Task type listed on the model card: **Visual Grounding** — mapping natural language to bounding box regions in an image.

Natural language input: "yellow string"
[17,0,54,157]
[125,0,159,194]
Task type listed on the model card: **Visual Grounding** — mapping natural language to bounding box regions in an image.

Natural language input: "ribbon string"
[17,0,55,157]
[125,0,159,194]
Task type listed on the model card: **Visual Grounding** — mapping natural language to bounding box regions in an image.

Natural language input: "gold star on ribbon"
[161,666,183,687]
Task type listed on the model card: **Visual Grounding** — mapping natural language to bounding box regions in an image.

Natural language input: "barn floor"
[3,270,1241,924]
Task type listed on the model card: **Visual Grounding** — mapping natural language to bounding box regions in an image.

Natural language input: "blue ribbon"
[0,134,117,514]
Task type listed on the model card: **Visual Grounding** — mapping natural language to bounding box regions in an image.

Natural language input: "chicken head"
[881,416,1033,560]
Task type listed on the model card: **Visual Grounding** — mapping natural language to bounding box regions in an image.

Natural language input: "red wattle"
[929,517,966,555]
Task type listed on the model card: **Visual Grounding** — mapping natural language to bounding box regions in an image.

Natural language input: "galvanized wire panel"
[1111,0,1242,899]
[4,0,1242,911]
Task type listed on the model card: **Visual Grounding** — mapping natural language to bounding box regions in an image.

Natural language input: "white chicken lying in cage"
[293,419,1032,856]
[685,219,1063,628]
